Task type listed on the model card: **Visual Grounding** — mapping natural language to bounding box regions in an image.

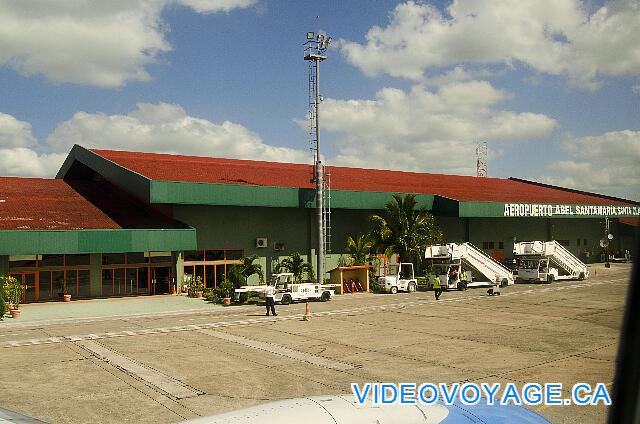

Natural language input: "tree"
[370,193,443,264]
[227,255,264,288]
[276,252,314,282]
[345,233,375,266]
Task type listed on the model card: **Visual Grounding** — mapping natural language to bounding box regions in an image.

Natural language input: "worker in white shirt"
[264,281,277,316]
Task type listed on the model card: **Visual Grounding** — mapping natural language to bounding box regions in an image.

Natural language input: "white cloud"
[0,112,37,148]
[318,80,556,175]
[422,66,496,87]
[541,130,640,201]
[48,102,310,164]
[0,0,256,87]
[0,148,65,178]
[0,112,64,176]
[340,0,640,88]
[176,0,256,13]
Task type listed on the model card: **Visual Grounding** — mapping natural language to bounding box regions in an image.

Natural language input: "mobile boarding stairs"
[513,241,589,283]
[425,243,514,289]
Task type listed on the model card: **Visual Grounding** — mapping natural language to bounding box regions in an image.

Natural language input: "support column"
[174,251,184,293]
[464,218,470,242]
[89,253,102,297]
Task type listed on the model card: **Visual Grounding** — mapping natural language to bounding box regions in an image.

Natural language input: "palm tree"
[370,193,442,264]
[227,255,264,288]
[276,252,314,282]
[345,233,375,266]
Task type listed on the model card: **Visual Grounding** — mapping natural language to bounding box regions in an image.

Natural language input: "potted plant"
[6,278,23,319]
[0,276,15,311]
[217,279,234,305]
[190,276,204,298]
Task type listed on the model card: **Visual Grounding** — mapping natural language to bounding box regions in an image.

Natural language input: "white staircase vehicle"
[425,243,514,287]
[514,241,588,282]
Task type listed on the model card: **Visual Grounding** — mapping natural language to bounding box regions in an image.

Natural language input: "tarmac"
[0,262,632,424]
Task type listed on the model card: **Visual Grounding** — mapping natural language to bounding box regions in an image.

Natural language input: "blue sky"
[0,0,638,200]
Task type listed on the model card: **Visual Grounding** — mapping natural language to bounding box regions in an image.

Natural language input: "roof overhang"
[150,180,435,210]
[0,228,197,255]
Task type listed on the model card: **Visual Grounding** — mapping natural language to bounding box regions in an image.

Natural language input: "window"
[584,239,588,246]
[577,239,581,246]
[9,255,38,268]
[206,250,224,261]
[103,253,125,265]
[149,254,171,264]
[226,250,243,260]
[498,241,504,250]
[126,252,147,264]
[65,254,90,266]
[40,254,64,267]
[184,250,205,262]
[482,241,495,250]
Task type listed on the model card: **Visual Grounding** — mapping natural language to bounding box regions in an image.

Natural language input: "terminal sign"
[503,203,640,218]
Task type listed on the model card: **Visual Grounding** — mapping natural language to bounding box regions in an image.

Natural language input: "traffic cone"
[303,302,311,321]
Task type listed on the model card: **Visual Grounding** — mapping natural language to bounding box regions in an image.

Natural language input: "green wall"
[0,255,8,276]
[171,205,378,280]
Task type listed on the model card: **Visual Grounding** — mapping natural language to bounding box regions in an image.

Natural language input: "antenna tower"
[476,141,488,177]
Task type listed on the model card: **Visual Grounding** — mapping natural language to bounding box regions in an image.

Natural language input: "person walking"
[264,281,277,316]
[433,275,442,301]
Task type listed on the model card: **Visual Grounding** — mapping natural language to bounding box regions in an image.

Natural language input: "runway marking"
[199,329,355,371]
[76,340,203,399]
[0,278,627,348]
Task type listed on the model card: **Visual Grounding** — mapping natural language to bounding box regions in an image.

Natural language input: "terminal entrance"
[152,267,172,294]
[9,272,36,303]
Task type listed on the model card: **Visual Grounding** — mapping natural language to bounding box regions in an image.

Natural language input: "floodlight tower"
[304,31,331,284]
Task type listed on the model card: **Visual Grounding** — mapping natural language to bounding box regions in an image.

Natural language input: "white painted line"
[199,329,355,371]
[77,340,202,399]
[0,278,628,349]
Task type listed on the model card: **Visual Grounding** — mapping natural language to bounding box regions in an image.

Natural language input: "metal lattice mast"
[324,170,332,258]
[476,141,488,177]
[307,62,317,160]
[304,31,331,283]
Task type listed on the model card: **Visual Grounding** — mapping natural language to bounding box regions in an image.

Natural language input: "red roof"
[93,149,635,205]
[0,177,184,231]
[0,177,120,230]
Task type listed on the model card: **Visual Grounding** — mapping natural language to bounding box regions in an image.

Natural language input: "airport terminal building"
[0,145,637,303]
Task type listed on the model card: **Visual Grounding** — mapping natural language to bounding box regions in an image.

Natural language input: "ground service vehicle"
[378,263,417,294]
[235,273,333,304]
[425,243,514,288]
[514,240,589,283]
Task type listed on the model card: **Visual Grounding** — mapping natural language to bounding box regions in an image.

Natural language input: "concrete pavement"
[0,263,632,424]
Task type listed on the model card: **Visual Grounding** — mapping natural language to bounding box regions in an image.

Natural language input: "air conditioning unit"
[256,238,268,248]
[274,242,285,251]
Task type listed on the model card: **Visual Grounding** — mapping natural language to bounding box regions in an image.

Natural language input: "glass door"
[152,267,172,294]
[10,272,37,303]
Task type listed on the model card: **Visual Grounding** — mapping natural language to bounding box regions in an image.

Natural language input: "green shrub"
[215,279,234,299]
[189,276,204,297]
[0,276,22,309]
[0,297,6,320]
[203,288,219,303]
